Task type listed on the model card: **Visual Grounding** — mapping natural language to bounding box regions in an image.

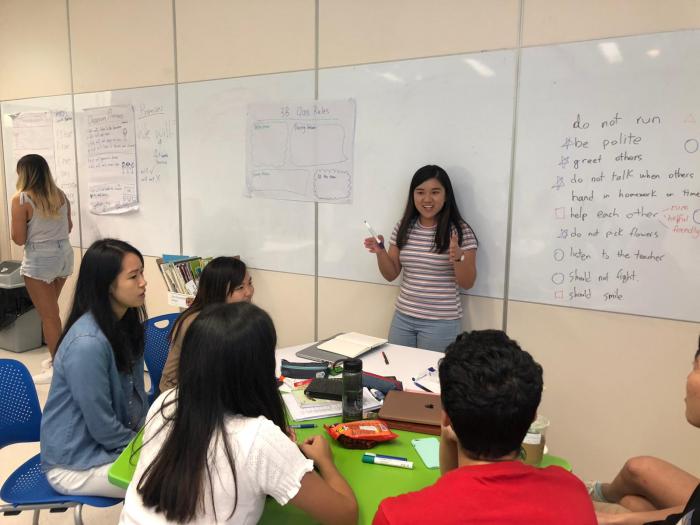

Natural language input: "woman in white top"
[10,154,73,383]
[120,302,358,525]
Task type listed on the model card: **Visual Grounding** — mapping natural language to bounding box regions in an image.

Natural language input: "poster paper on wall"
[83,105,138,215]
[246,99,356,203]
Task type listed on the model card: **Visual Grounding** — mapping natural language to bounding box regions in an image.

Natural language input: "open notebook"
[316,332,387,359]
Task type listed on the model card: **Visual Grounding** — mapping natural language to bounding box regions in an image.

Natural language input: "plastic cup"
[520,415,550,466]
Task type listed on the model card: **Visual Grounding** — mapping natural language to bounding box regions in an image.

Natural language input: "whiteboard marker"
[362,454,413,469]
[364,221,384,248]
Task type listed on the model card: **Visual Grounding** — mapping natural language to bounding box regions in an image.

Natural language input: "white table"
[275,342,442,390]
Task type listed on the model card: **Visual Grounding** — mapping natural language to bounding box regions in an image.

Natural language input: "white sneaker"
[32,366,53,384]
[41,357,53,370]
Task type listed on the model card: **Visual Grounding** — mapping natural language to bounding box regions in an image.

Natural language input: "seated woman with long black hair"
[40,239,148,498]
[159,256,253,393]
[120,302,358,525]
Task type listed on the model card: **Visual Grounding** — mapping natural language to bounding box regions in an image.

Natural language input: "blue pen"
[363,452,409,461]
[413,382,434,393]
[289,424,316,429]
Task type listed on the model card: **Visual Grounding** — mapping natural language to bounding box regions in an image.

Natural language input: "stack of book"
[157,255,211,307]
[281,385,382,422]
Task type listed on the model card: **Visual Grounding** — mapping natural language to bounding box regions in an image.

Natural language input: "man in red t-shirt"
[373,330,596,525]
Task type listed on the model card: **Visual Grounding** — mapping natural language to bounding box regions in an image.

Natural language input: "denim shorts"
[21,239,74,284]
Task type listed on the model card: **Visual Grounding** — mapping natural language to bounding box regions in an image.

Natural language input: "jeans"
[388,310,462,352]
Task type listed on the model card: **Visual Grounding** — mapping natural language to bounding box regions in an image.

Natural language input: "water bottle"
[342,358,363,422]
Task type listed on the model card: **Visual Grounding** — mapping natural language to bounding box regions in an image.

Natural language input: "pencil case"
[280,359,331,379]
[304,378,343,400]
[362,371,403,395]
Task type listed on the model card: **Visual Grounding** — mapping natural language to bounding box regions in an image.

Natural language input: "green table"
[109,417,571,524]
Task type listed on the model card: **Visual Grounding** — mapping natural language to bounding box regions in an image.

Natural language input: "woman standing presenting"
[10,154,73,383]
[364,165,477,352]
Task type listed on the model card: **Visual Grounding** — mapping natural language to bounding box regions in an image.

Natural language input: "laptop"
[378,390,442,435]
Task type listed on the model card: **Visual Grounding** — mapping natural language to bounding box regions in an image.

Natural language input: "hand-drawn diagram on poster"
[10,111,56,168]
[8,110,79,225]
[84,105,138,214]
[246,99,356,202]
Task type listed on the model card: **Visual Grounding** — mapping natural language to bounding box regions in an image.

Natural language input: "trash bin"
[0,260,43,352]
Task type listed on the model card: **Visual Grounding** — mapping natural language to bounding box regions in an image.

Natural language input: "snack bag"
[325,420,399,449]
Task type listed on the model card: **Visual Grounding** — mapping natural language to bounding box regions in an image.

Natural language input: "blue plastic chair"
[144,312,179,404]
[0,358,122,524]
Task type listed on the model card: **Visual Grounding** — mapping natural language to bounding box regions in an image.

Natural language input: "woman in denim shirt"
[40,238,148,498]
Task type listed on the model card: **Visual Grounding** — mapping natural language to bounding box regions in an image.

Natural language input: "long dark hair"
[58,238,146,373]
[395,165,474,253]
[137,302,286,523]
[169,257,247,345]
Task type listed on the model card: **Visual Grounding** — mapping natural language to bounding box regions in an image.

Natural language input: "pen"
[362,455,413,469]
[363,452,408,461]
[411,366,437,382]
[413,382,434,393]
[289,424,317,429]
[382,351,389,365]
[364,221,384,248]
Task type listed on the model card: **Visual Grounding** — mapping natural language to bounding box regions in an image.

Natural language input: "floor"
[0,346,127,525]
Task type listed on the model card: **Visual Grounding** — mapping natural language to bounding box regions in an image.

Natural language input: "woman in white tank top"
[10,154,74,384]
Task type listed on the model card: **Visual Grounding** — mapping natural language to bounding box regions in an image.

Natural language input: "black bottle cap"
[343,358,362,373]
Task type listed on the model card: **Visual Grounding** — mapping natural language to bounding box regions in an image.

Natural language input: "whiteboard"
[73,86,180,256]
[178,72,316,274]
[1,95,80,246]
[510,30,700,322]
[317,51,517,298]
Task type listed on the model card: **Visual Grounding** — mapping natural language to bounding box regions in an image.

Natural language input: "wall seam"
[65,0,84,259]
[171,0,183,255]
[0,102,8,261]
[501,0,527,332]
[314,0,320,341]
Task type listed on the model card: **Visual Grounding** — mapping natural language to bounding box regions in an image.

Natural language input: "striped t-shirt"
[390,219,478,320]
